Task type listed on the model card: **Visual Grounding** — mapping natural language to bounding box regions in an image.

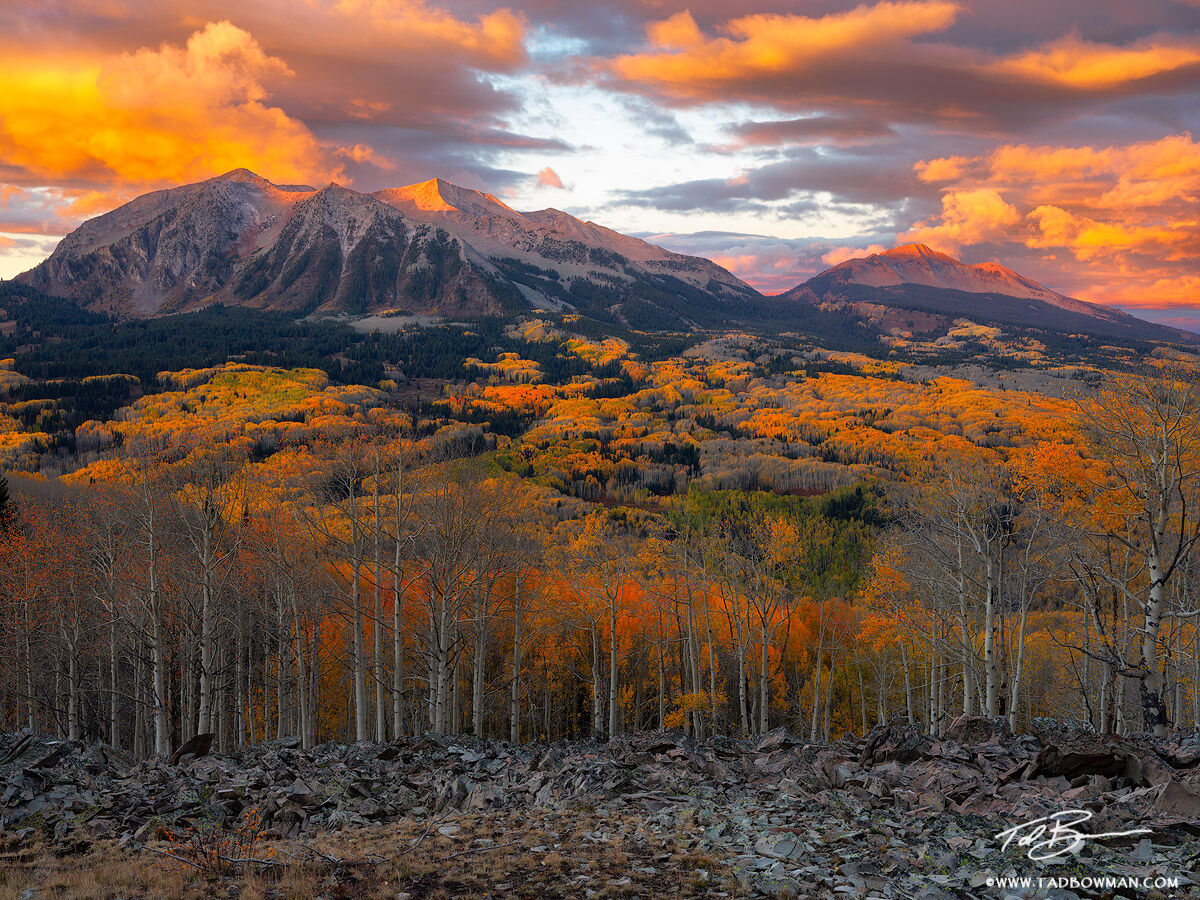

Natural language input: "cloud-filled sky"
[2,1,1199,326]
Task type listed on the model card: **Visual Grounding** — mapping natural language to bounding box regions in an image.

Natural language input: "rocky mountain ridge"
[18,170,758,327]
[16,172,1191,344]
[783,243,1189,342]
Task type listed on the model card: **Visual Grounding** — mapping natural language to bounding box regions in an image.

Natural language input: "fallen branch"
[143,846,203,870]
[441,841,522,862]
[144,845,284,870]
[404,810,454,855]
[275,842,343,865]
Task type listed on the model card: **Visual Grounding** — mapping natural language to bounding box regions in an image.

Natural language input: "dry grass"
[0,808,747,899]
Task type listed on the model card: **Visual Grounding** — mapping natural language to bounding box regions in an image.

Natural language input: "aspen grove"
[2,366,1200,755]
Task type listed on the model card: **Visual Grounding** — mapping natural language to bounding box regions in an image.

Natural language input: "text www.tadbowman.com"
[986,875,1181,891]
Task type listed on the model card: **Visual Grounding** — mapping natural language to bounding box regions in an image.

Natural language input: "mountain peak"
[788,241,1173,335]
[209,168,316,194]
[390,177,458,212]
[377,178,517,217]
[881,243,951,261]
[819,242,1068,303]
[211,168,273,187]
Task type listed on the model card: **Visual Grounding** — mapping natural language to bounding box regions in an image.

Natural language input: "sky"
[2,1,1199,327]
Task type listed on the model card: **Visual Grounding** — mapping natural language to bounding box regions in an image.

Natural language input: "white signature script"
[997,810,1151,861]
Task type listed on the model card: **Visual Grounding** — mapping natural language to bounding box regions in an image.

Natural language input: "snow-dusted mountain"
[373,178,754,307]
[784,243,1186,341]
[19,170,757,325]
[17,177,1191,344]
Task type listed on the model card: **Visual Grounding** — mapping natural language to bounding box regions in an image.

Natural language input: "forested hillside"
[1,281,1198,755]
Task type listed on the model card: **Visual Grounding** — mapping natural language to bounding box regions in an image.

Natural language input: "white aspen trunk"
[935,648,946,735]
[373,482,386,741]
[472,588,487,738]
[67,639,80,741]
[292,598,310,749]
[510,579,521,744]
[983,555,999,717]
[452,653,461,734]
[608,587,619,738]
[276,617,286,739]
[392,537,405,738]
[152,611,169,755]
[181,641,192,743]
[109,616,120,748]
[235,627,245,746]
[1192,637,1200,728]
[133,654,144,758]
[657,641,666,728]
[352,552,368,742]
[1009,596,1030,732]
[1140,505,1171,736]
[758,625,771,734]
[734,644,749,737]
[927,655,935,734]
[684,593,703,737]
[809,618,825,741]
[823,653,835,741]
[704,601,718,730]
[1099,659,1111,733]
[900,640,915,724]
[1115,674,1127,735]
[247,636,258,744]
[591,630,604,740]
[957,560,976,715]
[25,628,35,733]
[197,529,214,735]
[433,590,454,734]
[308,624,320,746]
[854,646,868,735]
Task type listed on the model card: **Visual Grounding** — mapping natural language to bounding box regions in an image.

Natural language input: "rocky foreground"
[2,719,1200,899]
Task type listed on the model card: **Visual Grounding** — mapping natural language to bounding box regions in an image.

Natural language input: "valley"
[3,171,1200,900]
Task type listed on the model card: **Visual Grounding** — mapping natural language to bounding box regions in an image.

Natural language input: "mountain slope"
[784,244,1189,342]
[21,171,513,317]
[222,184,503,315]
[374,178,757,308]
[23,170,312,315]
[19,171,759,327]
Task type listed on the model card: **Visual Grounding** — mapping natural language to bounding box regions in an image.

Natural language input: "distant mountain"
[22,177,1188,345]
[18,170,759,328]
[784,244,1190,342]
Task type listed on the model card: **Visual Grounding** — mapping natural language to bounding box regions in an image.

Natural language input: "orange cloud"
[331,0,526,67]
[55,188,129,218]
[709,253,763,274]
[910,135,1200,306]
[337,143,395,170]
[1026,205,1191,262]
[346,98,393,120]
[537,167,565,189]
[821,244,888,266]
[988,31,1200,89]
[903,189,1021,252]
[915,155,971,182]
[646,11,707,51]
[609,1,962,100]
[0,21,338,188]
[600,3,1200,137]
